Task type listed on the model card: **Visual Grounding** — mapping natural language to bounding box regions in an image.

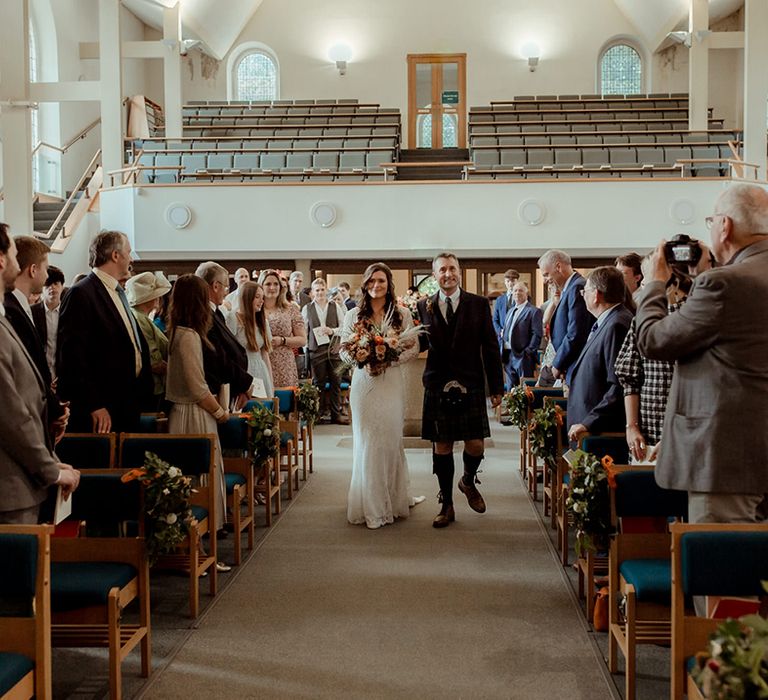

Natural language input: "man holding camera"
[636,183,768,523]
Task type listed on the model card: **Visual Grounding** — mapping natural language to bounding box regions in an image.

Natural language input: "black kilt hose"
[416,290,505,444]
[422,387,490,442]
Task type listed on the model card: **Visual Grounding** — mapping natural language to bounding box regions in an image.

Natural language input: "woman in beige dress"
[259,269,306,387]
[165,274,231,572]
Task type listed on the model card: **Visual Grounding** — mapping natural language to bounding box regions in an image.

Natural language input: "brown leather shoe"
[458,477,486,513]
[432,505,455,528]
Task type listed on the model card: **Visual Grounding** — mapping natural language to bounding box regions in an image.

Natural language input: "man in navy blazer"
[57,231,153,433]
[538,250,592,382]
[566,266,633,442]
[491,268,520,350]
[501,281,543,389]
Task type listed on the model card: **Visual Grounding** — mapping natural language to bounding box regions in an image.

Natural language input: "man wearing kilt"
[417,253,504,528]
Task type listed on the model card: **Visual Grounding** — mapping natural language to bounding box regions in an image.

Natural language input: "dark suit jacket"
[3,293,64,422]
[550,273,592,376]
[566,304,633,434]
[344,298,356,311]
[417,290,504,396]
[203,309,253,397]
[503,301,544,380]
[492,294,513,349]
[636,239,768,495]
[31,302,47,346]
[0,314,60,513]
[57,272,153,433]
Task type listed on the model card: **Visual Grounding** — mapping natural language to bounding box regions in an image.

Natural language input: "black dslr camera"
[664,234,703,266]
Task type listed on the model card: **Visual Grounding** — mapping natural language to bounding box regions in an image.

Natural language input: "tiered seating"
[128,99,402,183]
[468,93,740,179]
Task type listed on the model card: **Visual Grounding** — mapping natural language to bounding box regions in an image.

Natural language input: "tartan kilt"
[421,387,490,442]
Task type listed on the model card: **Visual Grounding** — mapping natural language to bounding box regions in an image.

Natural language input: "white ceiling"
[120,0,744,60]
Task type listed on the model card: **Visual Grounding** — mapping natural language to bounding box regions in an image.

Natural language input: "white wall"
[100,179,735,263]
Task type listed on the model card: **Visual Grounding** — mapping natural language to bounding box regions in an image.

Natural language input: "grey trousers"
[0,505,40,524]
[688,491,765,524]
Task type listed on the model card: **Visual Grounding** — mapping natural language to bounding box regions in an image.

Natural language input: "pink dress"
[266,304,304,387]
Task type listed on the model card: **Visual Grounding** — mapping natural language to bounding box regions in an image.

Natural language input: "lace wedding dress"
[341,308,422,529]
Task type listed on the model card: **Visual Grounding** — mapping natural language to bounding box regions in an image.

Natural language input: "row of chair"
[182,114,401,127]
[470,109,694,123]
[468,121,723,136]
[470,131,739,147]
[183,105,395,118]
[466,167,685,180]
[135,137,398,153]
[491,92,688,102]
[477,97,689,110]
[187,98,368,107]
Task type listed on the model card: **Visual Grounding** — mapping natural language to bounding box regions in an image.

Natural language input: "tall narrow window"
[29,22,39,192]
[600,44,642,95]
[235,51,278,101]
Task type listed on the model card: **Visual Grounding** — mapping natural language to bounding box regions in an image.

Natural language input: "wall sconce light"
[520,42,541,72]
[666,30,710,48]
[328,43,352,76]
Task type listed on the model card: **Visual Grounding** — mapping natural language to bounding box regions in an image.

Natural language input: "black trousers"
[308,348,345,417]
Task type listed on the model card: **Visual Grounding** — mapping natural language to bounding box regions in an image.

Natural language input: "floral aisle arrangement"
[528,401,564,470]
[296,382,321,427]
[340,311,423,377]
[565,450,615,557]
[501,385,534,430]
[691,592,768,700]
[121,451,194,564]
[247,401,280,468]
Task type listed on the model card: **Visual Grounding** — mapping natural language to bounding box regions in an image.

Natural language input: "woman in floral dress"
[259,269,306,387]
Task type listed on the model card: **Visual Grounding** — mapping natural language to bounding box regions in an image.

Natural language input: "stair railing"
[31,118,101,158]
[36,149,102,241]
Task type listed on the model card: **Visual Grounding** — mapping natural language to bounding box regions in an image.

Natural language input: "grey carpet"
[137,422,616,700]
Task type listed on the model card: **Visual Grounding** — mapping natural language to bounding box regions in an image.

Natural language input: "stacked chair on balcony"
[0,524,53,700]
[607,466,688,700]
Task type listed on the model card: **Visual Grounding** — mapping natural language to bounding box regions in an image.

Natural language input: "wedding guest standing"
[31,265,65,379]
[126,271,172,412]
[165,274,231,572]
[226,281,274,397]
[417,252,504,528]
[501,281,543,389]
[259,269,306,387]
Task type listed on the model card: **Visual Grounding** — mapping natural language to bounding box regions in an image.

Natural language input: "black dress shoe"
[458,477,487,513]
[432,505,455,528]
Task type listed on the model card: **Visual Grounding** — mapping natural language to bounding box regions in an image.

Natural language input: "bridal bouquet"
[341,312,422,377]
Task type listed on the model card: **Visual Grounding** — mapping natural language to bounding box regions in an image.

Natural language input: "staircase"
[33,192,83,243]
[395,148,471,181]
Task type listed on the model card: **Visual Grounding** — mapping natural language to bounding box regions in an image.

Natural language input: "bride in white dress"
[341,263,424,529]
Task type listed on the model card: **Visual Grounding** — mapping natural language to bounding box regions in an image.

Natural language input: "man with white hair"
[636,183,768,524]
[223,266,250,312]
[537,249,592,384]
[289,270,311,308]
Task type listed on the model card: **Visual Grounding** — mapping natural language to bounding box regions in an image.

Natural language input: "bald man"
[636,183,768,524]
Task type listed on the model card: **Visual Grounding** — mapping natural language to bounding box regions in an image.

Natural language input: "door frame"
[406,53,467,149]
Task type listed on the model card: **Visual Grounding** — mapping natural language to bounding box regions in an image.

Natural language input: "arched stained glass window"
[600,44,642,96]
[235,51,278,101]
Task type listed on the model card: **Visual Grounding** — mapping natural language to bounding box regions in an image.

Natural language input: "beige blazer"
[635,239,768,494]
[0,314,60,512]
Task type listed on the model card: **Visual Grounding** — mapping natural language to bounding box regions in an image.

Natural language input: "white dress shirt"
[504,301,528,349]
[438,288,461,321]
[11,288,34,322]
[44,303,60,378]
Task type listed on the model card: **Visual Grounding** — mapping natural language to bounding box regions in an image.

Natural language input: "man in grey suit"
[636,183,768,523]
[0,223,79,524]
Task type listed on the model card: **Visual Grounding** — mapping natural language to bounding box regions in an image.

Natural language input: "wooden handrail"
[32,118,102,157]
[36,149,102,240]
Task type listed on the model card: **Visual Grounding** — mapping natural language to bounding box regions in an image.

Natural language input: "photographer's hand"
[651,240,673,283]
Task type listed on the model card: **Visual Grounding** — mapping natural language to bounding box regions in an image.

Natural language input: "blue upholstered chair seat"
[51,562,137,612]
[190,505,208,523]
[323,381,350,390]
[224,473,247,494]
[563,473,570,486]
[0,652,33,696]
[619,559,671,603]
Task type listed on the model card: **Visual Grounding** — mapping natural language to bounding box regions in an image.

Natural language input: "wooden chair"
[607,467,687,700]
[0,524,53,700]
[138,412,169,433]
[217,416,254,562]
[51,471,151,700]
[243,398,284,521]
[54,433,116,469]
[524,387,564,500]
[119,434,217,618]
[542,396,568,528]
[574,434,629,613]
[273,389,301,497]
[670,523,768,700]
[516,378,538,478]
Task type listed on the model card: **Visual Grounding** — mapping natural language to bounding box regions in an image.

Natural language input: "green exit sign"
[441,90,459,105]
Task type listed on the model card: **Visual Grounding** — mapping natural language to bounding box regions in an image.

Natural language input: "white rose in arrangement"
[163,488,170,495]
[264,428,272,437]
[165,513,178,524]
[358,335,369,347]
[167,466,180,478]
